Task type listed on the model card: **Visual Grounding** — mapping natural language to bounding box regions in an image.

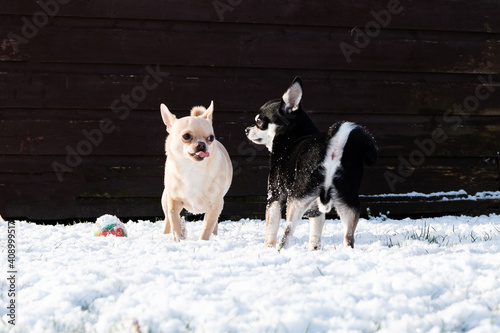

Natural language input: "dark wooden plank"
[68,156,497,197]
[1,155,497,196]
[359,196,500,219]
[4,197,164,221]
[2,18,499,73]
[0,157,265,220]
[1,0,499,33]
[0,155,268,198]
[1,64,499,115]
[315,114,500,158]
[361,157,499,194]
[1,154,497,220]
[1,110,499,157]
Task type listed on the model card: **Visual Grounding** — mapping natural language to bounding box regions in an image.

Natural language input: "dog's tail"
[318,122,377,213]
[317,122,357,213]
[327,122,378,166]
[190,106,207,117]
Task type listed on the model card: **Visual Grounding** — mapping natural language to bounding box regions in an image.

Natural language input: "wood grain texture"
[2,18,499,73]
[1,0,499,33]
[1,1,499,221]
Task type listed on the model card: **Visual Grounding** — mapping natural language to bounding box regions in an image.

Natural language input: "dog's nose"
[245,127,250,135]
[195,141,206,152]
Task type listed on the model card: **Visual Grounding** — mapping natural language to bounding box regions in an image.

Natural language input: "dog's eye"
[207,135,215,142]
[182,133,192,141]
[256,118,264,128]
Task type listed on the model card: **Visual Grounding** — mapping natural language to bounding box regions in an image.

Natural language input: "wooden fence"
[1,0,499,221]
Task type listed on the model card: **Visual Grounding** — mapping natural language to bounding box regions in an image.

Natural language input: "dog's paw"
[309,243,322,251]
[172,233,181,242]
[264,240,276,248]
[309,236,322,251]
[343,236,355,249]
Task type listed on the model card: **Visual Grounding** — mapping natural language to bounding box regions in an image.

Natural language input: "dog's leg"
[264,201,281,247]
[200,200,223,240]
[336,204,360,248]
[166,197,185,242]
[161,188,171,234]
[308,213,326,251]
[280,199,307,250]
[212,221,218,236]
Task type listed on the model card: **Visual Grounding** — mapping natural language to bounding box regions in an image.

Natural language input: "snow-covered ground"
[361,190,500,201]
[2,214,500,332]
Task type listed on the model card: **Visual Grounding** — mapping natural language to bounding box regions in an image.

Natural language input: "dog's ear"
[160,103,176,130]
[282,77,303,113]
[200,100,214,123]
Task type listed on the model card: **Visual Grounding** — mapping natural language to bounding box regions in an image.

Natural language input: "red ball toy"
[94,215,127,237]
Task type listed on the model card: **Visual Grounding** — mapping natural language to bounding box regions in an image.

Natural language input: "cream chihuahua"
[160,101,233,241]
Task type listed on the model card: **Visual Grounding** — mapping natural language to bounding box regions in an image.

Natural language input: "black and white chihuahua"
[245,77,378,250]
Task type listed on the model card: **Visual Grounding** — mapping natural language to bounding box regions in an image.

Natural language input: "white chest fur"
[164,143,231,215]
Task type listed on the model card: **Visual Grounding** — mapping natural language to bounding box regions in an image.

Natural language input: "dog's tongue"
[196,151,210,158]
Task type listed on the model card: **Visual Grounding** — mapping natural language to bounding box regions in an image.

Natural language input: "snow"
[361,189,500,201]
[95,214,123,229]
[2,214,500,332]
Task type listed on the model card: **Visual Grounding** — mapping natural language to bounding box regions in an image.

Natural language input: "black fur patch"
[254,87,377,217]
